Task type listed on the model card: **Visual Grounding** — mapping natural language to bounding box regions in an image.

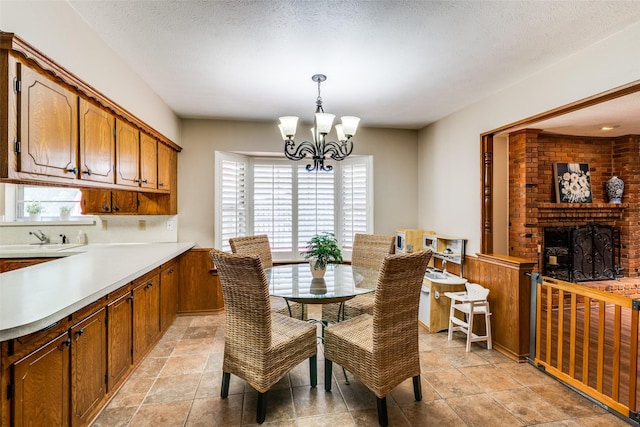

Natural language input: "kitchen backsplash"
[0,215,179,245]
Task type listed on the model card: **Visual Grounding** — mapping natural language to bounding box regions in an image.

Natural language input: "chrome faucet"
[442,260,447,274]
[29,230,49,244]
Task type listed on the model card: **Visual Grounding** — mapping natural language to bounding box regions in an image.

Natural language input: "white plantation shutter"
[215,152,372,258]
[218,155,247,252]
[253,162,293,253]
[298,166,335,252]
[340,158,371,249]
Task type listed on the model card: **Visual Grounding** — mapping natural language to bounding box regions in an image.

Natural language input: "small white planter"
[29,213,41,221]
[309,260,326,279]
[59,212,71,221]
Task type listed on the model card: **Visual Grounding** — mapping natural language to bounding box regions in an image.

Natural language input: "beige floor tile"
[242,388,295,425]
[91,406,138,427]
[419,350,456,372]
[446,394,524,426]
[529,383,607,418]
[128,400,191,426]
[458,364,522,392]
[438,346,491,368]
[291,385,347,417]
[422,368,482,398]
[185,395,243,427]
[143,373,201,404]
[160,353,208,377]
[490,388,569,424]
[398,399,466,427]
[293,412,355,427]
[129,356,168,379]
[389,376,440,405]
[495,361,558,387]
[183,325,217,340]
[172,337,215,355]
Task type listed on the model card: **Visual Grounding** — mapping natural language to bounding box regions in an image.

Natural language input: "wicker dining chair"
[324,250,432,427]
[229,234,304,319]
[322,233,395,323]
[210,249,318,424]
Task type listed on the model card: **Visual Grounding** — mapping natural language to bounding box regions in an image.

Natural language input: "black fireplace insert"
[543,224,618,282]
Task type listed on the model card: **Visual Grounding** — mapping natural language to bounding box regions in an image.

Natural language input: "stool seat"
[444,283,492,352]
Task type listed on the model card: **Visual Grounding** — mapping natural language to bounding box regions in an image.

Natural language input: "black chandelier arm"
[284,139,317,161]
[322,138,354,161]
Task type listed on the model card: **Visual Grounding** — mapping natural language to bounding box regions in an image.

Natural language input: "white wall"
[179,120,419,247]
[418,21,640,256]
[0,0,181,143]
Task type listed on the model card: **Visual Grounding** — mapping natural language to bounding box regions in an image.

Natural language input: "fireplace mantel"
[537,203,627,222]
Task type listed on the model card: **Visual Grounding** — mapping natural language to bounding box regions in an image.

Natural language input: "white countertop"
[0,242,195,341]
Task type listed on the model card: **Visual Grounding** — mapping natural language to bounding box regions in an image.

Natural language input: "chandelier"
[278,74,360,172]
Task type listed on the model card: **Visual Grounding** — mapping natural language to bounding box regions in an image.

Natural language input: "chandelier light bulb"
[341,116,360,136]
[278,116,299,139]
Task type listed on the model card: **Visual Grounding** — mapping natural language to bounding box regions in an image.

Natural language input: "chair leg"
[412,375,422,401]
[220,372,230,398]
[447,303,455,341]
[309,355,317,387]
[376,396,388,426]
[486,311,493,349]
[257,391,268,424]
[466,306,475,352]
[324,359,333,391]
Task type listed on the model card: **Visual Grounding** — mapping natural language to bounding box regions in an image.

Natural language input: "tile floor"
[92,306,630,426]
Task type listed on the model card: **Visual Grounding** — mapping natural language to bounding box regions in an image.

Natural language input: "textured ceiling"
[67,0,640,132]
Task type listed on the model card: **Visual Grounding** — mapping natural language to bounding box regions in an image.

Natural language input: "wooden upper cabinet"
[139,132,157,189]
[157,142,174,193]
[17,62,78,180]
[79,98,115,184]
[115,118,140,188]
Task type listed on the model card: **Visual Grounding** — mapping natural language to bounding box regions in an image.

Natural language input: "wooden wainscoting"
[464,253,536,362]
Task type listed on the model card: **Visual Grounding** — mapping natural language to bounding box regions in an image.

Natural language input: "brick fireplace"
[508,130,640,279]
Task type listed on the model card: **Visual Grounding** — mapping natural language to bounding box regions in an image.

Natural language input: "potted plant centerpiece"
[302,232,343,279]
[26,202,44,221]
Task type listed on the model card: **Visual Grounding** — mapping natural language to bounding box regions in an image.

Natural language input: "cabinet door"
[71,308,106,427]
[178,249,224,313]
[160,261,179,331]
[107,293,132,391]
[111,190,138,214]
[115,118,140,187]
[132,273,160,363]
[80,189,112,214]
[17,63,78,180]
[157,143,174,192]
[79,98,115,184]
[12,332,70,427]
[139,133,157,189]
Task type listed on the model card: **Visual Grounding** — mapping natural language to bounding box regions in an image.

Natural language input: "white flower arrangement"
[558,163,591,203]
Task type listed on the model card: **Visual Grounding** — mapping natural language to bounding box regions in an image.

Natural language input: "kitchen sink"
[425,272,448,280]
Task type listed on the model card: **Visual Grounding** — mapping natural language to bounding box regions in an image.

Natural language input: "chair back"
[210,249,272,351]
[351,233,395,270]
[372,250,432,354]
[229,234,273,268]
[465,282,490,301]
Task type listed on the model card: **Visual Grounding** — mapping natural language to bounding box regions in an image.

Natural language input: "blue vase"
[606,176,624,203]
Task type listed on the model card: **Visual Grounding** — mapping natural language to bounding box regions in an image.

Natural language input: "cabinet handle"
[158,183,165,187]
[145,283,153,289]
[128,296,134,302]
[59,338,71,350]
[113,205,120,211]
[83,169,92,176]
[66,167,78,174]
[134,179,142,184]
[142,179,148,184]
[169,269,174,274]
[75,328,84,336]
[102,205,110,211]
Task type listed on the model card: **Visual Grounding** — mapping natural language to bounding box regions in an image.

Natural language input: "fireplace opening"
[543,224,619,282]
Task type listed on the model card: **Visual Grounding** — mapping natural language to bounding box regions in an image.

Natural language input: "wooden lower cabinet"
[0,258,56,273]
[1,254,183,426]
[160,261,179,331]
[178,248,224,314]
[71,309,106,427]
[106,292,132,392]
[12,332,70,427]
[132,271,161,364]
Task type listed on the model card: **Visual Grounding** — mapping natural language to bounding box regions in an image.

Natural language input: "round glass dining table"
[265,263,378,305]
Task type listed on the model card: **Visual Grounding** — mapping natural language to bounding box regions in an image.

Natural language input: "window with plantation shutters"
[216,154,248,252]
[340,158,372,250]
[297,165,335,252]
[253,162,293,253]
[215,152,372,259]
